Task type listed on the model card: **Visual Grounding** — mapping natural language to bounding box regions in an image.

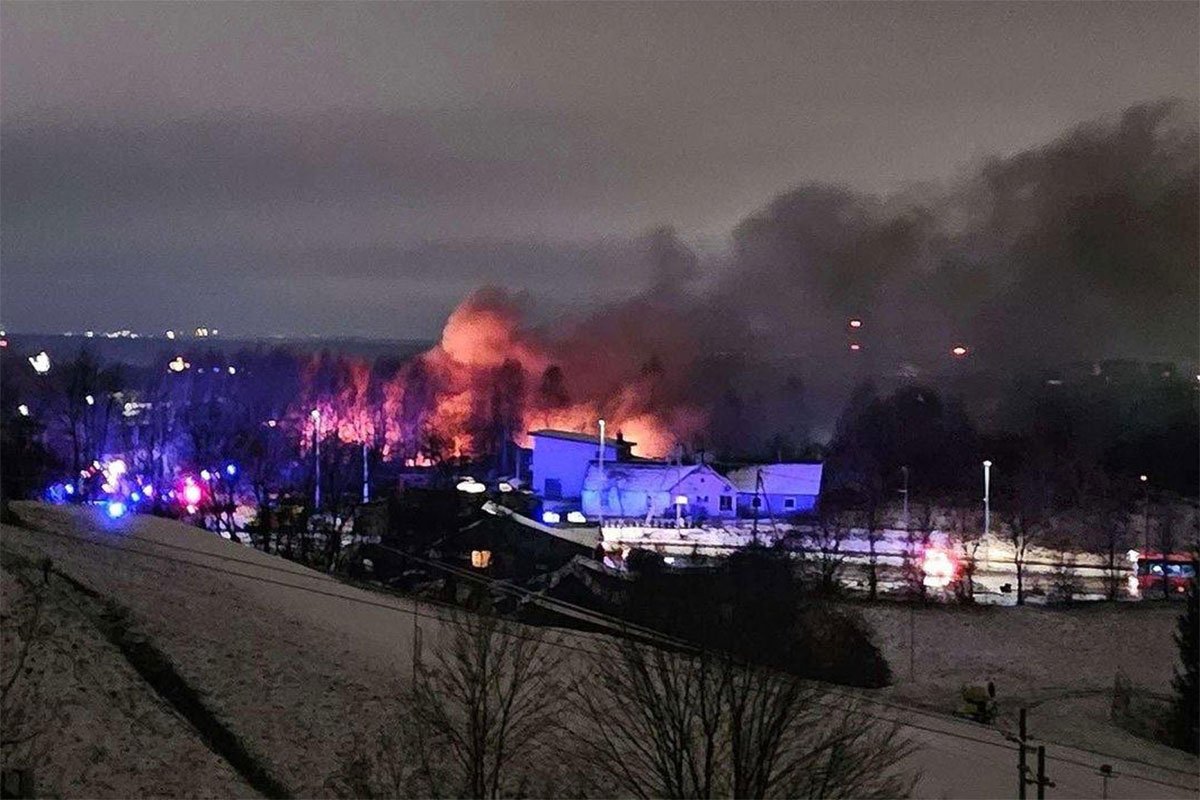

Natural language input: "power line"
[8,522,1197,794]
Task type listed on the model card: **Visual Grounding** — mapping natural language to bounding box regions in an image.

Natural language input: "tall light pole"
[900,466,910,532]
[311,409,322,511]
[362,441,370,503]
[983,460,992,569]
[1140,474,1149,551]
[597,419,606,525]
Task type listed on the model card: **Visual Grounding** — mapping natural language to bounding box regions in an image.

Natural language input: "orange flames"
[295,287,706,461]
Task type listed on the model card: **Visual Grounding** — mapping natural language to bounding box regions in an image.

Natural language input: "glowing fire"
[291,287,703,461]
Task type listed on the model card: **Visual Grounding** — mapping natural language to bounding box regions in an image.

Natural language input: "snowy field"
[2,503,1195,798]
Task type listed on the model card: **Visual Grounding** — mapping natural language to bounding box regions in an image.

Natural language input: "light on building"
[167,356,189,373]
[455,478,486,494]
[471,550,492,569]
[849,343,862,352]
[498,481,514,493]
[85,394,95,406]
[542,511,561,524]
[566,511,587,524]
[166,330,176,340]
[674,495,688,506]
[849,318,863,329]
[227,366,237,375]
[200,469,212,481]
[951,345,969,357]
[17,404,29,417]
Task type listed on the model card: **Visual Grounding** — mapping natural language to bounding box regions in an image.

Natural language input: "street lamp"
[1139,474,1150,551]
[28,351,51,374]
[311,409,322,510]
[983,460,992,568]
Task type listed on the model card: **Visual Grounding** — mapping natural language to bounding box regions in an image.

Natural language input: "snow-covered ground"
[3,503,1195,798]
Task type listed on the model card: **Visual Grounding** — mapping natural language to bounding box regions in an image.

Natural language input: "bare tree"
[572,638,917,799]
[409,606,567,798]
[803,508,852,594]
[1004,471,1053,606]
[946,501,983,602]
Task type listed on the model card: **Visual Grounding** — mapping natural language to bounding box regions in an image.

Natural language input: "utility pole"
[362,441,369,503]
[1098,764,1116,799]
[311,409,321,511]
[1034,745,1054,799]
[597,419,605,525]
[983,459,992,569]
[1017,707,1029,800]
[902,464,913,681]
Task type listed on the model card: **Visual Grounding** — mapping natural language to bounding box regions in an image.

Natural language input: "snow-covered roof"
[582,461,701,494]
[529,429,634,447]
[725,463,824,496]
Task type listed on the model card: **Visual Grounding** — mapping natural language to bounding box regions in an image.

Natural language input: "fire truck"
[1132,551,1198,597]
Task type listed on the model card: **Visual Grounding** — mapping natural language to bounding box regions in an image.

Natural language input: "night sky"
[2,2,1196,338]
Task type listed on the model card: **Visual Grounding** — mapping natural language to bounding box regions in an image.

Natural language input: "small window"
[719,495,733,511]
[784,497,796,510]
[471,550,492,569]
[544,478,562,500]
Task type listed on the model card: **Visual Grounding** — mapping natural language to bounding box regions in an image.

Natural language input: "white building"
[581,461,737,521]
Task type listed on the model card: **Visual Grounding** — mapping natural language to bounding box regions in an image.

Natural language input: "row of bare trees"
[327,605,917,799]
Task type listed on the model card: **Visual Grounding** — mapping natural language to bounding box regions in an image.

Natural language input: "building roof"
[724,463,824,496]
[583,461,711,494]
[528,429,635,447]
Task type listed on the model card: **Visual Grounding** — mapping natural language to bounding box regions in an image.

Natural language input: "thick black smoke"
[668,99,1198,450]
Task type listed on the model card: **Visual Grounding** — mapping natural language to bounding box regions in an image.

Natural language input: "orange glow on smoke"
[294,288,704,461]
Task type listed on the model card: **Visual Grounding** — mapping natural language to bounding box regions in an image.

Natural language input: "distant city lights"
[849,318,863,329]
[849,343,862,352]
[167,356,190,373]
[951,346,969,357]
